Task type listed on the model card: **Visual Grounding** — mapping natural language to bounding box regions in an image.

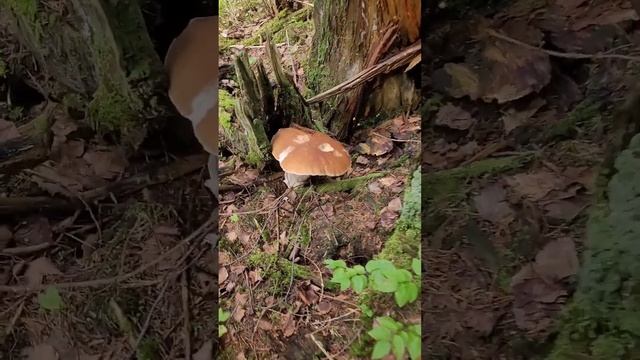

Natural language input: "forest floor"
[0,8,218,360]
[218,1,421,359]
[423,0,640,358]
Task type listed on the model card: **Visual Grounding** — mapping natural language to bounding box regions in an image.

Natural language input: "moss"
[219,89,235,130]
[247,251,313,295]
[549,134,640,359]
[545,101,602,141]
[377,169,421,268]
[137,337,161,360]
[241,7,312,46]
[315,172,386,193]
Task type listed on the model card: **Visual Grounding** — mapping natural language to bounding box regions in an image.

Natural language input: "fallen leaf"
[506,171,566,201]
[24,257,62,286]
[473,183,515,224]
[281,312,296,337]
[50,117,78,138]
[501,98,546,134]
[357,134,394,156]
[464,309,497,336]
[38,286,63,311]
[22,343,58,360]
[82,149,128,180]
[543,200,584,222]
[227,168,259,186]
[0,119,20,143]
[387,197,402,212]
[533,238,579,282]
[231,265,246,275]
[233,307,246,322]
[378,177,398,187]
[379,209,399,229]
[219,267,229,285]
[14,216,52,245]
[235,292,249,307]
[431,63,481,100]
[368,181,382,194]
[257,319,273,330]
[248,269,263,284]
[193,340,213,360]
[355,155,369,165]
[435,104,475,130]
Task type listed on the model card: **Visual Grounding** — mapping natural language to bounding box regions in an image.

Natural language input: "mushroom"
[164,16,218,197]
[271,126,351,188]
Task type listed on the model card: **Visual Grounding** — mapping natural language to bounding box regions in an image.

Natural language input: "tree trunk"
[1,0,167,150]
[308,0,421,140]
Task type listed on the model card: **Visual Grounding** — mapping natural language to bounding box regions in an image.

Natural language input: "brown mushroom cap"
[164,16,218,155]
[271,127,351,176]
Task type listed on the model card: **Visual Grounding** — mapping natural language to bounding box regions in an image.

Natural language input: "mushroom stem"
[204,153,218,198]
[284,173,310,188]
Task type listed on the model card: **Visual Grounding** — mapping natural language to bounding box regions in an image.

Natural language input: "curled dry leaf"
[24,257,62,286]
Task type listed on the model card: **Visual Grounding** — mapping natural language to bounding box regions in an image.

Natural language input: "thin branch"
[485,28,640,62]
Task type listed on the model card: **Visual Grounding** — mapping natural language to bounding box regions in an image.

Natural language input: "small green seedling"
[230,214,240,223]
[368,316,421,360]
[325,258,421,307]
[219,308,231,337]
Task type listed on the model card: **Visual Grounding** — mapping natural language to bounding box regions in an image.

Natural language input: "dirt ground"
[423,0,640,358]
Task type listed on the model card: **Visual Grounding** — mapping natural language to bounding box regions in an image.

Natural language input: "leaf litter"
[424,0,638,357]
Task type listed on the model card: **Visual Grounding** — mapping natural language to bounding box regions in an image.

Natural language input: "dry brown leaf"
[235,292,249,307]
[357,134,393,156]
[533,238,579,282]
[219,267,229,285]
[432,63,481,100]
[543,200,584,222]
[368,181,382,194]
[227,168,259,186]
[464,309,497,336]
[14,216,52,246]
[233,307,246,322]
[435,104,475,130]
[231,265,246,275]
[473,183,515,224]
[248,269,263,284]
[24,257,62,286]
[387,197,402,212]
[0,119,20,143]
[506,171,565,201]
[355,155,369,165]
[82,149,128,180]
[257,319,273,331]
[379,208,399,230]
[378,176,398,187]
[501,98,546,134]
[281,312,296,337]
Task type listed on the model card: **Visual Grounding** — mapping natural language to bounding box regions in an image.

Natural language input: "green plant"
[368,316,421,360]
[38,286,63,311]
[219,308,231,337]
[325,258,420,307]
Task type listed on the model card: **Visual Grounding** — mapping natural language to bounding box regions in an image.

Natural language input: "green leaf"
[391,268,413,283]
[219,308,231,322]
[395,282,419,307]
[352,265,366,274]
[330,268,349,284]
[371,340,391,359]
[377,316,402,332]
[351,274,367,293]
[38,286,63,311]
[392,334,406,359]
[410,324,421,337]
[360,303,374,318]
[219,324,228,337]
[368,325,392,341]
[366,259,395,273]
[339,278,351,291]
[325,259,347,270]
[407,333,421,360]
[230,214,240,223]
[370,271,398,293]
[412,258,421,276]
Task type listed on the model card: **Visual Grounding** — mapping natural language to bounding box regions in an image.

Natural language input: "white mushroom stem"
[284,173,310,188]
[204,153,218,198]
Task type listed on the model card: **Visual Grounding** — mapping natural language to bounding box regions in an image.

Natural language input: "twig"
[485,28,640,62]
[181,272,192,359]
[130,279,172,356]
[306,42,420,104]
[0,216,215,293]
[0,196,75,215]
[1,242,52,256]
[372,132,420,143]
[308,334,335,360]
[4,299,24,336]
